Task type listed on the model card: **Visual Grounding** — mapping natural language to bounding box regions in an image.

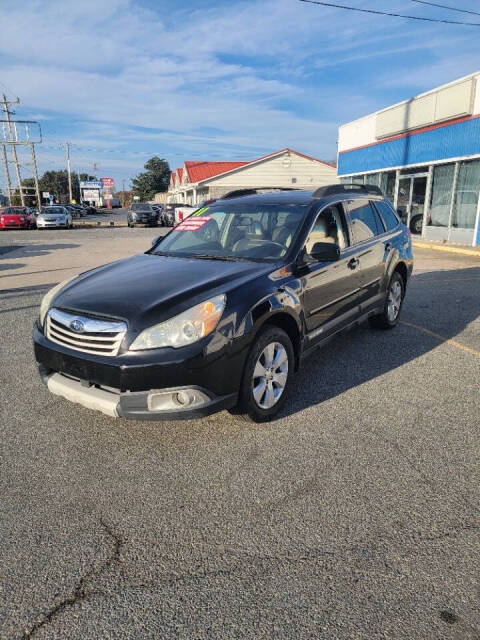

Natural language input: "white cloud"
[0,0,478,184]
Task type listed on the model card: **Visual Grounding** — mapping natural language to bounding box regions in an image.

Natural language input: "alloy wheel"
[387,280,402,322]
[252,341,288,409]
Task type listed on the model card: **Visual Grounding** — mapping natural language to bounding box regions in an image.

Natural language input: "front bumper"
[1,222,29,229]
[37,220,68,228]
[133,216,158,225]
[38,366,236,420]
[33,324,247,420]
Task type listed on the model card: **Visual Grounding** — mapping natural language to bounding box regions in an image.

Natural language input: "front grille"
[46,308,127,356]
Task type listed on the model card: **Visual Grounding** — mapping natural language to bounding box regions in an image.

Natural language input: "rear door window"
[345,199,384,243]
[374,200,400,231]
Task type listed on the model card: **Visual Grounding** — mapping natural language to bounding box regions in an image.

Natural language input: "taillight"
[179,212,184,221]
[0,216,4,223]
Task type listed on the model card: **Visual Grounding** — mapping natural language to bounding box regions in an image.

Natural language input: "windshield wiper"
[192,254,250,262]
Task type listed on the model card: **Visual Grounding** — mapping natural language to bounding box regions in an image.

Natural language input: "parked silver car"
[36,206,73,229]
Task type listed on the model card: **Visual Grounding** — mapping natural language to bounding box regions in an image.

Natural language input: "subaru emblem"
[70,319,85,333]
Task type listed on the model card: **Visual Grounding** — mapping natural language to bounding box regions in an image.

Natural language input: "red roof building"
[167,148,338,205]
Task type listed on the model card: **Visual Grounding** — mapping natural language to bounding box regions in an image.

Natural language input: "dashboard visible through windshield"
[153,203,309,261]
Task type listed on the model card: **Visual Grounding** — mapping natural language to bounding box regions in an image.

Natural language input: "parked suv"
[127,203,159,227]
[33,184,413,422]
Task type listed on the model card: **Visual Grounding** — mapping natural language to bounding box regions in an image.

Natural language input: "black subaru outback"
[34,184,413,422]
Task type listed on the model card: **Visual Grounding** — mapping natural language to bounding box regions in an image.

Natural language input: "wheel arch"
[254,311,302,372]
[393,261,408,292]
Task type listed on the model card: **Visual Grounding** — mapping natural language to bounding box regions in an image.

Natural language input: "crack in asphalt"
[22,518,124,639]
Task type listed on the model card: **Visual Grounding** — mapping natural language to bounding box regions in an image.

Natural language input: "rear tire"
[235,326,294,422]
[410,214,423,235]
[369,271,404,330]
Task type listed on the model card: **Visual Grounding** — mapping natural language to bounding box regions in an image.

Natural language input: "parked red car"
[0,206,35,230]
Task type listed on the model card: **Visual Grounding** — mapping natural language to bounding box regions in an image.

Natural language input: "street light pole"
[66,142,73,203]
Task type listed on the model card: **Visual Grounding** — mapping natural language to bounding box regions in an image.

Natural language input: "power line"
[297,0,480,25]
[410,0,480,17]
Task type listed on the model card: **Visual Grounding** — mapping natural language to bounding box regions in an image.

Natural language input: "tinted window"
[374,200,399,231]
[345,199,383,243]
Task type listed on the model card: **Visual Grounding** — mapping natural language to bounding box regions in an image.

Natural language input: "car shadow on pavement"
[11,243,80,258]
[275,266,480,420]
[0,262,26,272]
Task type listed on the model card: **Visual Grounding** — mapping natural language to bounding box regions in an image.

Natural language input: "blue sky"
[1,0,479,190]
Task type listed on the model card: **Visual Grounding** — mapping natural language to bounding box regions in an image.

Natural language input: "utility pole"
[1,94,24,206]
[65,142,73,202]
[122,178,125,207]
[30,143,42,211]
[93,162,98,178]
[1,143,12,205]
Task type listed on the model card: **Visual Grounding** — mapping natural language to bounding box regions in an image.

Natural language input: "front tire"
[369,271,404,330]
[236,326,294,422]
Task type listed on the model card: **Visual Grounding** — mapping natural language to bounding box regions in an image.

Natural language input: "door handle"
[384,242,392,251]
[347,258,359,270]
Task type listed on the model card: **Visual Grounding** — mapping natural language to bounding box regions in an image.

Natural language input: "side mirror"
[310,242,340,262]
[151,235,160,246]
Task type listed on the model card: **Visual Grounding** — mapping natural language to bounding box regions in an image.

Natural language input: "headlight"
[129,294,226,351]
[39,275,78,326]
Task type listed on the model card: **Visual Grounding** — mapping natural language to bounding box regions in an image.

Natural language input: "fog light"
[147,388,211,412]
[175,390,193,406]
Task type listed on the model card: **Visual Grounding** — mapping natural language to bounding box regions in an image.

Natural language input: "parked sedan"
[0,206,35,230]
[36,206,73,229]
[127,203,159,227]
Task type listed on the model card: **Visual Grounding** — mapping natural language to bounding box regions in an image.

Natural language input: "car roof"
[210,187,384,208]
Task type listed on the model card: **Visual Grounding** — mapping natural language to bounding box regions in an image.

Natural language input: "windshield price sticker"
[175,216,211,231]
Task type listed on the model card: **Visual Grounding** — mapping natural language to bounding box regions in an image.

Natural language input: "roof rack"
[312,183,383,199]
[220,187,299,200]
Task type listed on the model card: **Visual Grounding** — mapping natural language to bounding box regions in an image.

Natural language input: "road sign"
[101,177,114,189]
[80,180,102,189]
[49,194,54,203]
[42,191,49,198]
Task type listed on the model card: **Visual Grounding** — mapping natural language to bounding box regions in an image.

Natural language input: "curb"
[413,240,480,258]
[73,222,128,228]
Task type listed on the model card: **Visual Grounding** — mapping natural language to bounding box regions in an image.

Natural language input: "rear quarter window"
[374,200,400,231]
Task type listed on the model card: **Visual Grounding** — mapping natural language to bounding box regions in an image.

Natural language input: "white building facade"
[338,72,480,246]
[168,148,337,205]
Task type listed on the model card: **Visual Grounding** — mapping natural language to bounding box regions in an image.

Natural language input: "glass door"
[410,176,427,234]
[395,175,427,234]
[396,177,411,227]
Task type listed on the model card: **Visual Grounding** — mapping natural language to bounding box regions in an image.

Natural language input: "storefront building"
[337,72,480,246]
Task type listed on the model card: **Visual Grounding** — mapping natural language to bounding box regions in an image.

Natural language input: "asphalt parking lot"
[1,228,479,639]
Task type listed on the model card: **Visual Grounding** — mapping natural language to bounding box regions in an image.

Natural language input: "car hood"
[52,253,270,327]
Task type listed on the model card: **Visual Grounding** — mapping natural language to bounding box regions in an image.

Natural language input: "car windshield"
[42,207,64,214]
[132,203,152,211]
[153,203,309,261]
